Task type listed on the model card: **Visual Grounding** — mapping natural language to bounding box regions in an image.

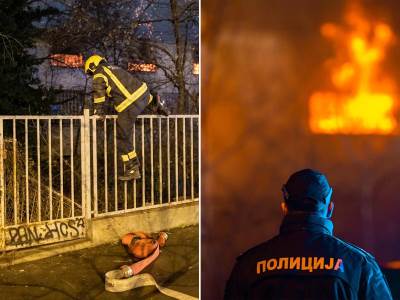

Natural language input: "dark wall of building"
[202,0,400,299]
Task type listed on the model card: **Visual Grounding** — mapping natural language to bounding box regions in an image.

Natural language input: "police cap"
[282,169,332,210]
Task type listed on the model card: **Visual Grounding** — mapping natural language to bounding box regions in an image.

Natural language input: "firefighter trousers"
[116,92,150,166]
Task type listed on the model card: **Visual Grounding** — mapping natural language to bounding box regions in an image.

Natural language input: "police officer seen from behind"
[84,55,169,181]
[225,169,392,300]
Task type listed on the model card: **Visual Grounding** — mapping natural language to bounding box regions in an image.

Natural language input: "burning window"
[128,63,157,72]
[193,63,199,75]
[50,54,83,68]
[309,4,397,134]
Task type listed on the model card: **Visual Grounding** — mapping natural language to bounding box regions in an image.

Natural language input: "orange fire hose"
[105,231,197,300]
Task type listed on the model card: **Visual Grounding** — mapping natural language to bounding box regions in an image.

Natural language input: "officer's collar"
[279,212,333,235]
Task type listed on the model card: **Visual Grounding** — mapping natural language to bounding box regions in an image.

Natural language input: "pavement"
[0,225,198,300]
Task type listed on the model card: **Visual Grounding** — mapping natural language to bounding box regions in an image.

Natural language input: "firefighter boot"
[155,95,170,116]
[118,159,141,181]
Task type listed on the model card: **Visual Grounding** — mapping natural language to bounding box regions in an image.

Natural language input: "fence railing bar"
[25,120,29,223]
[142,118,145,206]
[190,118,194,200]
[0,115,196,121]
[37,119,41,222]
[0,120,5,243]
[97,115,197,119]
[167,118,170,203]
[123,120,127,211]
[48,119,53,220]
[93,115,197,119]
[13,119,17,225]
[70,119,74,218]
[60,119,64,219]
[159,118,162,204]
[94,198,199,218]
[0,116,84,120]
[120,122,127,211]
[175,117,178,202]
[113,118,118,212]
[80,115,85,218]
[104,119,108,213]
[123,165,127,211]
[183,118,186,201]
[133,123,136,208]
[92,119,98,216]
[150,118,154,205]
[90,116,118,120]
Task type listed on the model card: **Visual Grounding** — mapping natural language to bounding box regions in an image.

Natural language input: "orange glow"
[50,54,83,68]
[309,4,398,134]
[385,260,400,269]
[193,63,199,75]
[128,63,157,72]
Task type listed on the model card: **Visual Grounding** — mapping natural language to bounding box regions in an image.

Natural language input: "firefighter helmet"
[84,55,105,74]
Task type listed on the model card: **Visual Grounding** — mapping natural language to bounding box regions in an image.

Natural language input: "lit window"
[50,54,83,68]
[128,63,157,72]
[309,5,397,134]
[193,63,199,75]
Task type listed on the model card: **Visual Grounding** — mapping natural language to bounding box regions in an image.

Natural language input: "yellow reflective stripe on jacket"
[148,94,153,104]
[94,96,106,103]
[102,66,148,112]
[102,67,131,98]
[93,73,109,87]
[114,83,147,112]
[93,73,110,100]
[121,150,137,162]
[128,151,137,159]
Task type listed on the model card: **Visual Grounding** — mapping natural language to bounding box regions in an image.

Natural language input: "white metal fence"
[0,111,199,250]
[91,114,200,216]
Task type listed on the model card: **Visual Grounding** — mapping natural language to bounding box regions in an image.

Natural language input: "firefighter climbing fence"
[0,112,199,250]
[91,114,199,216]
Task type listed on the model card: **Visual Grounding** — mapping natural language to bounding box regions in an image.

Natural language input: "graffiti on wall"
[5,217,85,248]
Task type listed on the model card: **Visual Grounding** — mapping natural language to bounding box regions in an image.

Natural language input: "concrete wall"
[89,201,199,245]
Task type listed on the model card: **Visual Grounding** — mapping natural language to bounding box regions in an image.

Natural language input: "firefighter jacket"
[224,213,393,300]
[92,64,152,113]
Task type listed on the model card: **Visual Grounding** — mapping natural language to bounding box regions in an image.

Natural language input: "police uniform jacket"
[224,213,393,300]
[92,64,152,113]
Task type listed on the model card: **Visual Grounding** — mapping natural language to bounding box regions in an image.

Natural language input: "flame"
[128,63,157,72]
[50,54,83,68]
[309,3,397,134]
